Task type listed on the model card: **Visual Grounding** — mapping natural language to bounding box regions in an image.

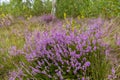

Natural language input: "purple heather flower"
[9,69,24,80]
[93,46,97,51]
[108,67,117,80]
[92,40,97,45]
[108,75,112,80]
[84,61,91,67]
[56,71,63,80]
[70,51,76,57]
[82,57,86,62]
[116,39,120,46]
[31,67,40,75]
[9,46,19,56]
[112,67,115,74]
[41,70,47,74]
[82,77,85,80]
[73,69,77,74]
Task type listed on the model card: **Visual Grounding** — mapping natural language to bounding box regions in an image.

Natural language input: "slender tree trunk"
[51,0,56,16]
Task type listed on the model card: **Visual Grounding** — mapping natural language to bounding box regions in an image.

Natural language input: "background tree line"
[0,0,119,18]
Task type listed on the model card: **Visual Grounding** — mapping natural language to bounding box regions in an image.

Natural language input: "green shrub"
[56,0,120,18]
[0,0,52,17]
[32,0,52,16]
[32,0,44,16]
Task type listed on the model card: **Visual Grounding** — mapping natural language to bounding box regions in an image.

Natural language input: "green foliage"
[0,0,52,17]
[87,48,110,79]
[43,0,52,14]
[0,51,26,79]
[32,0,44,15]
[56,0,120,18]
[32,0,52,15]
[0,0,32,17]
[0,0,119,18]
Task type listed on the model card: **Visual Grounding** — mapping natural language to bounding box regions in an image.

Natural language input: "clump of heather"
[115,35,120,47]
[9,25,110,79]
[108,67,117,80]
[9,69,25,80]
[41,14,55,23]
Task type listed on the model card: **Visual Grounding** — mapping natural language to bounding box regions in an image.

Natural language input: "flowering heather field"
[0,15,120,80]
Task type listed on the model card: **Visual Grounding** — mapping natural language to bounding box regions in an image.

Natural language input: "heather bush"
[8,23,110,79]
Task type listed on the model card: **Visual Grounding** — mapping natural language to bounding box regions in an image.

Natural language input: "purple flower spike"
[84,61,91,67]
